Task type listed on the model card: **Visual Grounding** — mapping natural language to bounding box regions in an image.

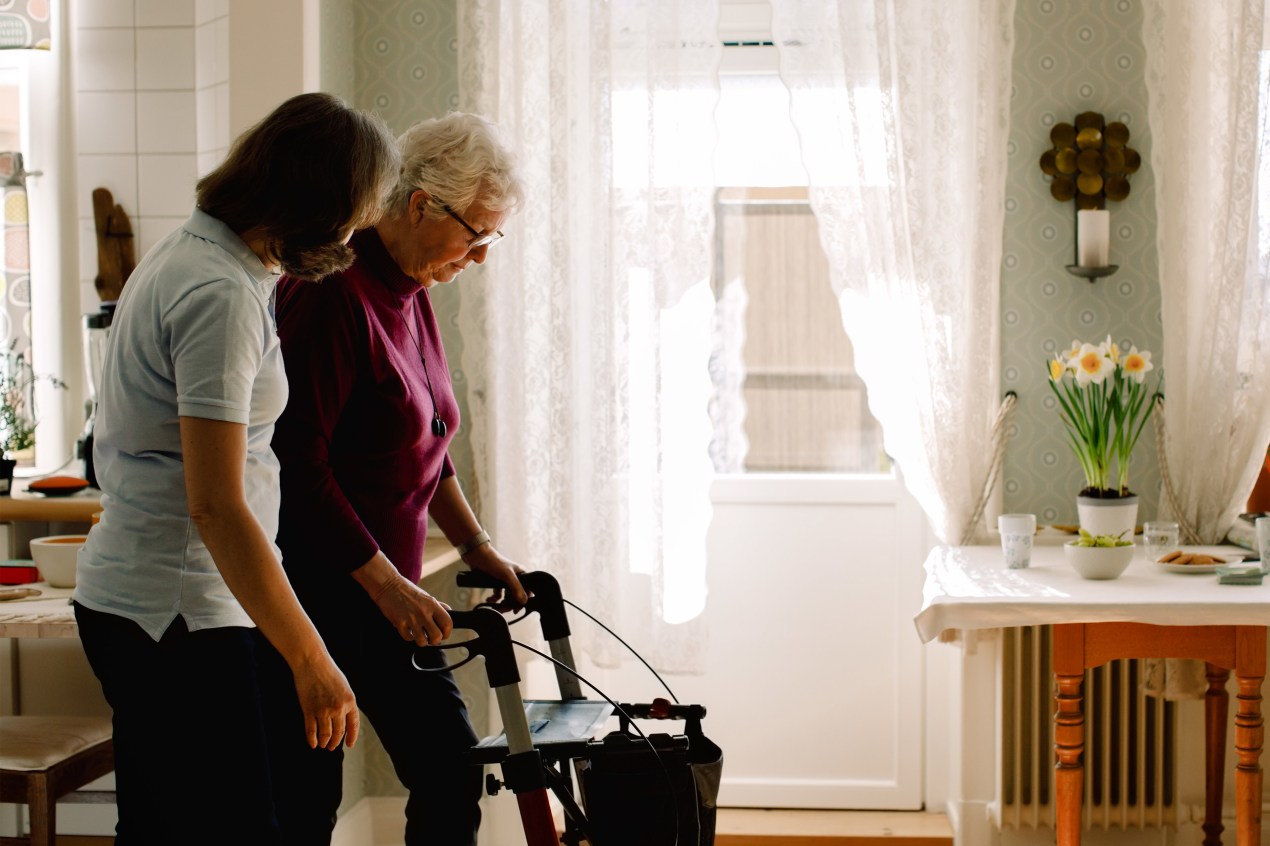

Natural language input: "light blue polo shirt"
[73,208,288,641]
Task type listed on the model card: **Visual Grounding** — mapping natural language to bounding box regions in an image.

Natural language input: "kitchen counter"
[0,486,102,523]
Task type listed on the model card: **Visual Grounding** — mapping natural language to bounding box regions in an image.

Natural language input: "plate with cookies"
[1154,550,1246,574]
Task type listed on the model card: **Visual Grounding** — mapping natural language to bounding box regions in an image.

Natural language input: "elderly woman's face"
[402,195,507,289]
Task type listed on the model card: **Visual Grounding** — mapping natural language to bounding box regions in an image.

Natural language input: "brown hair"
[196,93,400,278]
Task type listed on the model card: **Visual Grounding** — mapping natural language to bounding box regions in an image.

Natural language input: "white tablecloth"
[915,544,1268,643]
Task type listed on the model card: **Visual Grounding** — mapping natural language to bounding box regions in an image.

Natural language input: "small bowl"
[1064,541,1135,580]
[30,535,87,588]
[27,475,90,497]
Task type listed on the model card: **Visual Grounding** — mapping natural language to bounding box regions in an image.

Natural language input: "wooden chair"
[0,716,114,846]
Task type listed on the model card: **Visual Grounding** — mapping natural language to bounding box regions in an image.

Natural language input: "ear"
[409,189,432,222]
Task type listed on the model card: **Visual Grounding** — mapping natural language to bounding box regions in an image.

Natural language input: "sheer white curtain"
[455,1,720,669]
[769,0,1016,544]
[1141,0,1270,544]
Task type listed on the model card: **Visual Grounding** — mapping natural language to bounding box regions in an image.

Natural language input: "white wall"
[72,0,316,325]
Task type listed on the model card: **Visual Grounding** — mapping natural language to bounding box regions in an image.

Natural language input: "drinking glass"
[998,513,1036,569]
[1257,516,1270,566]
[1143,521,1180,562]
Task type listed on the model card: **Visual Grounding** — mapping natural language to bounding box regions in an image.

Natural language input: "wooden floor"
[716,809,953,846]
[59,809,954,845]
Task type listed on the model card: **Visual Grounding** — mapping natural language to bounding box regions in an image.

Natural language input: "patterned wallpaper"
[1001,0,1163,525]
[352,0,475,494]
[351,0,477,801]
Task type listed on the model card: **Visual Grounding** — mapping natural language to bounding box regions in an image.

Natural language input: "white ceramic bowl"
[30,534,87,588]
[1064,541,1135,580]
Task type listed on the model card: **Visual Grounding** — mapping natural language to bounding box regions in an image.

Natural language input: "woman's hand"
[351,552,453,645]
[291,655,360,751]
[372,572,453,646]
[463,544,530,611]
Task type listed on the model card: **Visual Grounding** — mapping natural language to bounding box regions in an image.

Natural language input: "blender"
[77,302,115,487]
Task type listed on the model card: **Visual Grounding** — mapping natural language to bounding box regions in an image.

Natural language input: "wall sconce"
[1038,111,1140,281]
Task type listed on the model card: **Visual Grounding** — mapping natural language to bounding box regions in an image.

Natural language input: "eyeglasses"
[440,203,504,249]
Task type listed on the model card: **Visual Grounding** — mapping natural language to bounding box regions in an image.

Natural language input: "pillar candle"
[1076,209,1110,267]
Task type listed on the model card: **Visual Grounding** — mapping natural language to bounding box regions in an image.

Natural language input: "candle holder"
[1039,111,1139,280]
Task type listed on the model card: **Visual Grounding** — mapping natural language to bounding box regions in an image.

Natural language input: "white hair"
[389,112,523,219]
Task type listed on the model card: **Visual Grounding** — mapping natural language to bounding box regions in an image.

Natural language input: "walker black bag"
[576,719,723,846]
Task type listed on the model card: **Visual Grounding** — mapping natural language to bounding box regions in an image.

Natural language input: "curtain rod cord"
[1152,395,1201,545]
[959,391,1018,546]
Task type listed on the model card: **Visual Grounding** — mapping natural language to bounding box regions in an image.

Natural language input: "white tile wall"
[212,17,229,85]
[136,0,195,28]
[194,85,217,150]
[196,148,225,177]
[75,92,136,154]
[74,28,135,91]
[137,92,196,153]
[135,28,195,90]
[73,0,209,313]
[137,154,196,217]
[75,0,134,29]
[136,216,188,258]
[194,0,228,27]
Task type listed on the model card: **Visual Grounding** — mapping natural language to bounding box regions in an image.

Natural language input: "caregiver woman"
[72,93,400,845]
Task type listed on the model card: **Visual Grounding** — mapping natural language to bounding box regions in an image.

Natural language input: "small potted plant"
[1047,336,1160,536]
[1064,529,1135,580]
[0,343,65,494]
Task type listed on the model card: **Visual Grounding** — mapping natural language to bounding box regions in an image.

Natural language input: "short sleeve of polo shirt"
[167,277,267,425]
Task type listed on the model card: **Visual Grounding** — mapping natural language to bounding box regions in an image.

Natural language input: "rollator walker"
[420,570,722,846]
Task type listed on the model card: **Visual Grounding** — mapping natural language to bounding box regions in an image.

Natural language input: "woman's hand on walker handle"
[376,573,453,645]
[463,543,530,610]
[352,551,453,646]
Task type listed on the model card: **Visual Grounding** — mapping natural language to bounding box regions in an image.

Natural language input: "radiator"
[1000,626,1178,831]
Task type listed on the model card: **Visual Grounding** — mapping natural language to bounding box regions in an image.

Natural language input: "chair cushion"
[0,716,112,771]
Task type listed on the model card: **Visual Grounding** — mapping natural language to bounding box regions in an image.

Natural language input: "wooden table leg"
[1234,628,1265,846]
[1054,625,1085,846]
[1205,663,1230,846]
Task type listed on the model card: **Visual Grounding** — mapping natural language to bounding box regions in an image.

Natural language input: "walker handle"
[457,570,572,641]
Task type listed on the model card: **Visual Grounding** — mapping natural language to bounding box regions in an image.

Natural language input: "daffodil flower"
[1045,337,1160,497]
[1069,343,1114,387]
[1104,335,1120,365]
[1121,346,1153,383]
[1049,357,1067,382]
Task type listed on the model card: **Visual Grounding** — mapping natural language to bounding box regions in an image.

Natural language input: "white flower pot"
[1076,494,1139,540]
[1064,541,1135,580]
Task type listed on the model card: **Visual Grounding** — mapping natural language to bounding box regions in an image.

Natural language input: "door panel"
[672,473,930,809]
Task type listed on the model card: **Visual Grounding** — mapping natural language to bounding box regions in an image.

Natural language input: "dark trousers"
[73,603,282,846]
[261,584,482,846]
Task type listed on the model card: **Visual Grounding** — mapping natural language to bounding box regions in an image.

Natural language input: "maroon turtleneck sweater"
[272,227,456,587]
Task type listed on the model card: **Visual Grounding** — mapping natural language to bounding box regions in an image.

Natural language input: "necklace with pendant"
[399,298,447,438]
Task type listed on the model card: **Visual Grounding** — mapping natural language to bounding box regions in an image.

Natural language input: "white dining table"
[915,542,1269,643]
[916,542,1266,846]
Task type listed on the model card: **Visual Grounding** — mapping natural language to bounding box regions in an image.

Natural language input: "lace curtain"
[1141,0,1270,544]
[455,0,720,670]
[768,0,1016,544]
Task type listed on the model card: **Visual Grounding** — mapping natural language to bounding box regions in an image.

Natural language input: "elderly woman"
[266,112,528,845]
[73,93,400,844]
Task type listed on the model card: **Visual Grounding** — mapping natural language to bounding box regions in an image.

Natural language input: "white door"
[562,474,931,811]
[674,473,930,809]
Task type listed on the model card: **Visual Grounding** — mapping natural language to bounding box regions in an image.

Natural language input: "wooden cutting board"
[91,186,135,301]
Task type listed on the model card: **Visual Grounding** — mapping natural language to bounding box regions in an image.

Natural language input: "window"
[0,27,77,473]
[706,45,889,474]
[711,187,886,473]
